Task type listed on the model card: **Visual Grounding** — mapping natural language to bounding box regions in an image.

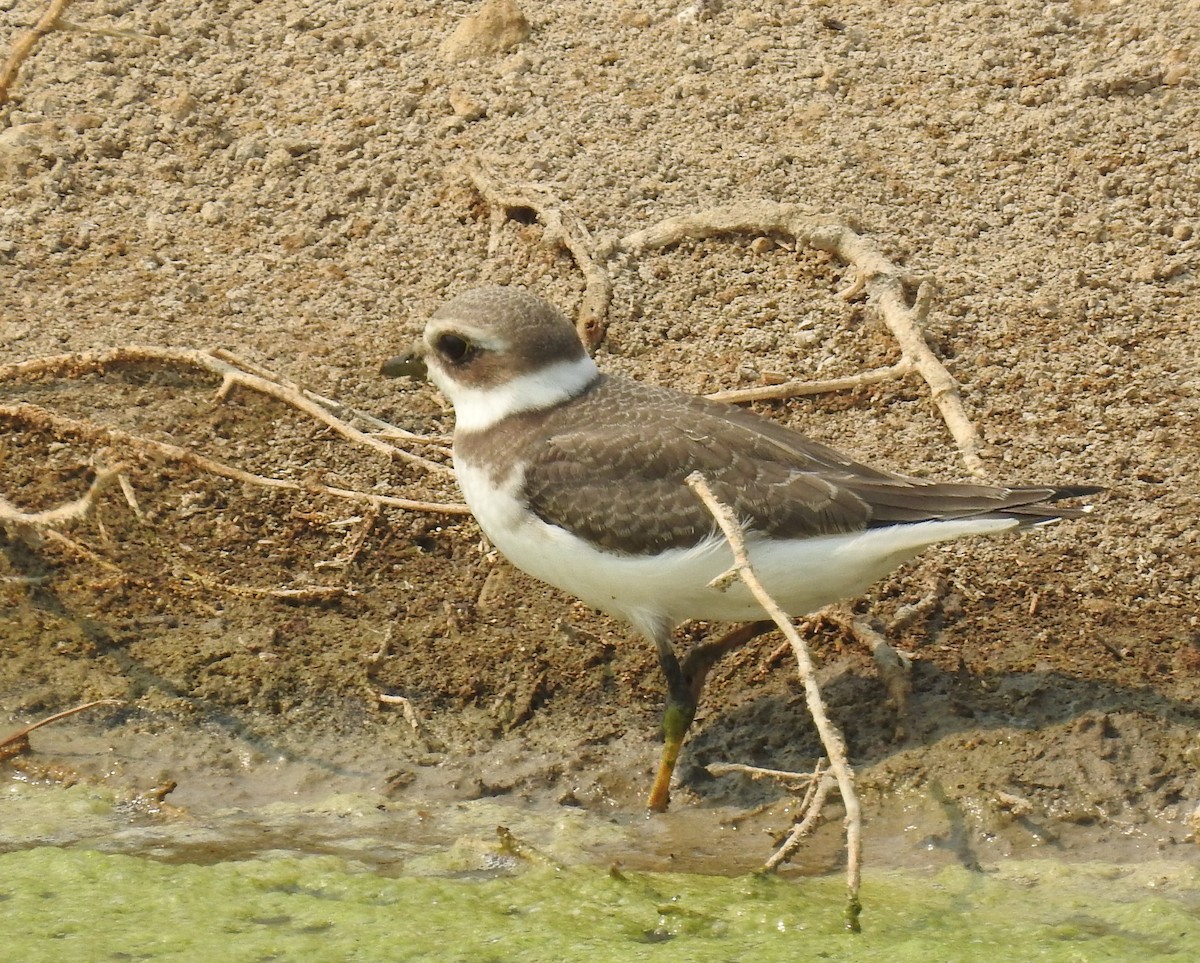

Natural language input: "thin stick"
[208,348,439,443]
[686,470,862,928]
[764,772,838,872]
[0,464,118,530]
[0,0,73,106]
[0,402,469,519]
[378,693,422,732]
[455,169,985,473]
[809,604,912,729]
[706,761,818,786]
[42,529,124,571]
[460,156,613,350]
[706,360,912,405]
[175,570,353,601]
[0,345,453,476]
[846,614,911,722]
[37,528,357,603]
[0,698,123,758]
[612,203,987,476]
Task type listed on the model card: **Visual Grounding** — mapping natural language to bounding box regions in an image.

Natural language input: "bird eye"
[435,333,474,364]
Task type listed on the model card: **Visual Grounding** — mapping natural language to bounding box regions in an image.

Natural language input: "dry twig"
[1,345,468,592]
[706,760,819,790]
[709,757,838,872]
[207,348,445,447]
[314,506,381,570]
[378,692,422,733]
[686,471,862,930]
[0,0,73,107]
[175,570,353,602]
[0,462,120,531]
[460,156,613,349]
[888,579,946,633]
[40,529,125,572]
[846,616,911,724]
[0,343,470,526]
[31,524,351,604]
[811,604,912,729]
[0,345,453,475]
[0,403,468,520]
[706,359,913,405]
[0,698,123,761]
[610,202,986,475]
[764,766,839,873]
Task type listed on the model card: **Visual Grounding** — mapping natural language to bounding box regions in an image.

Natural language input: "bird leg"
[647,619,774,812]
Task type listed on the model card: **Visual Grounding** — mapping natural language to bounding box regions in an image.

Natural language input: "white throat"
[432,354,600,433]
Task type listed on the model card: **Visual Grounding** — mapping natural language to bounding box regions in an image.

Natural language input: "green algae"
[3,848,1198,962]
[3,770,1198,959]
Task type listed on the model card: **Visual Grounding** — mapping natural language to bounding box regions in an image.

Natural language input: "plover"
[389,286,1098,811]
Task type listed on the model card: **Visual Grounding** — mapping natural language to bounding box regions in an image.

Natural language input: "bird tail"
[996,485,1103,526]
[859,482,1102,529]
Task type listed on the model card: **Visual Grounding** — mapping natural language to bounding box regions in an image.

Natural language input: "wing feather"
[460,374,1098,555]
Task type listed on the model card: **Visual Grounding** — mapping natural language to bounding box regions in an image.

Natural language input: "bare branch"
[0,403,470,517]
[454,168,984,475]
[0,0,74,107]
[1,698,124,761]
[207,348,446,448]
[764,769,839,873]
[706,760,819,788]
[378,692,422,732]
[706,360,912,405]
[0,463,119,531]
[460,156,613,350]
[174,568,354,601]
[611,202,987,475]
[686,470,862,928]
[0,345,453,477]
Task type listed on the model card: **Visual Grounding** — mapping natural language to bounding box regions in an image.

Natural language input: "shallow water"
[4,777,1199,961]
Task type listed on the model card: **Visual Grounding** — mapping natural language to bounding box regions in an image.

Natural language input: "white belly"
[455,459,1017,634]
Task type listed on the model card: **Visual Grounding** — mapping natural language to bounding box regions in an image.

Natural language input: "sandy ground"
[2,0,1198,869]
